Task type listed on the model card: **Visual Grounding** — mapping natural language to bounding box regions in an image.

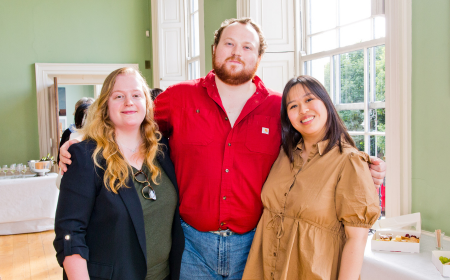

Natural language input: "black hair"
[151,88,163,101]
[74,103,91,129]
[280,75,355,163]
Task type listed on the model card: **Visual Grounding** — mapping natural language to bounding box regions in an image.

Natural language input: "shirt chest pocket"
[180,107,214,145]
[245,115,281,156]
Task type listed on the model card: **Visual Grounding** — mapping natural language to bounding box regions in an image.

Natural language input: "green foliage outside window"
[322,45,385,156]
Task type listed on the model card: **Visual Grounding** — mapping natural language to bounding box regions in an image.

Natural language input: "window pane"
[370,108,385,132]
[309,0,336,34]
[351,135,364,151]
[370,135,385,160]
[188,61,200,80]
[309,30,336,54]
[191,12,200,57]
[191,0,198,13]
[368,45,385,102]
[374,17,386,39]
[340,19,371,47]
[339,0,371,26]
[304,57,331,93]
[338,110,364,131]
[336,50,364,103]
[375,45,385,101]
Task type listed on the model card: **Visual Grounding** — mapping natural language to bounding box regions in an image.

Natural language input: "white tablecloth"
[362,233,450,279]
[0,173,59,235]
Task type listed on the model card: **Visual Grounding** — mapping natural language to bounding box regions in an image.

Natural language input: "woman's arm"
[54,142,98,271]
[63,254,89,280]
[338,226,369,280]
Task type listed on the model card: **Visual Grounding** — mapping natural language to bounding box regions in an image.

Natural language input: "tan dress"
[243,140,380,280]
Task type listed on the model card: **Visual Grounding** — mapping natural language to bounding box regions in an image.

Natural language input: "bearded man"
[59,18,386,279]
[154,18,386,279]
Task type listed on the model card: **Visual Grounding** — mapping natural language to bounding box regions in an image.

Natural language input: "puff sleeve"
[335,151,381,228]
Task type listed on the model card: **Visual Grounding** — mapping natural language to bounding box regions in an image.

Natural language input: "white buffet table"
[362,233,450,279]
[0,173,59,235]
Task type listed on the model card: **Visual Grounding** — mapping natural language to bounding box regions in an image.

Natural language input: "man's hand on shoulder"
[59,139,80,174]
[369,156,386,189]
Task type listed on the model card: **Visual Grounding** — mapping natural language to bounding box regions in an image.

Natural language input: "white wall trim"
[34,63,138,158]
[237,0,251,18]
[421,230,450,242]
[151,0,161,88]
[199,0,206,76]
[384,0,412,218]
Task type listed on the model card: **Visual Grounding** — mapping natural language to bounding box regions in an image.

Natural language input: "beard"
[213,53,259,86]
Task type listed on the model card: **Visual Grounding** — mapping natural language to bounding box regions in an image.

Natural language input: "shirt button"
[225,169,229,173]
[225,117,228,121]
[228,143,231,146]
[220,222,225,226]
[196,109,200,113]
[223,196,226,200]
[65,235,70,240]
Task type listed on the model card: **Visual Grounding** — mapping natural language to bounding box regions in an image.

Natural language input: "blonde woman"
[53,68,184,280]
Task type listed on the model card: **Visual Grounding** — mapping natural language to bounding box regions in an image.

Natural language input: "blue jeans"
[179,219,255,279]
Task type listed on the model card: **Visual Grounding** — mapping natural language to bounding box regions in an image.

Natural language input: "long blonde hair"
[81,67,161,193]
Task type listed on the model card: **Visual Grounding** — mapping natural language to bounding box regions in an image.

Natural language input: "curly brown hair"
[213,18,267,56]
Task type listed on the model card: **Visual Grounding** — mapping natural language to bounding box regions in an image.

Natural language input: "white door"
[256,52,295,93]
[249,0,295,53]
[152,0,187,89]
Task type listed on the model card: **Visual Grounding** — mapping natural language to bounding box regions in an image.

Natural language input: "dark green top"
[132,161,177,280]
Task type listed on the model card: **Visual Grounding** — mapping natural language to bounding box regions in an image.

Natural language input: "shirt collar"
[294,139,330,156]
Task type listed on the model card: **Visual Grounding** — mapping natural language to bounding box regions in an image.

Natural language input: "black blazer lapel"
[118,174,147,261]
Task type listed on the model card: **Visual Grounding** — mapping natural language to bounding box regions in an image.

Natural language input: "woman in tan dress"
[242,76,380,280]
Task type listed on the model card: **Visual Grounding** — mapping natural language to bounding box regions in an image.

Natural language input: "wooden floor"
[0,230,62,280]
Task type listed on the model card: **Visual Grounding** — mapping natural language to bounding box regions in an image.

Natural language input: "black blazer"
[54,137,184,280]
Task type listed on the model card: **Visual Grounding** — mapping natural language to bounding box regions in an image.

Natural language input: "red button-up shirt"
[154,71,281,234]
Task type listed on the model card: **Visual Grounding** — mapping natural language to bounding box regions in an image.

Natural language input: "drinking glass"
[21,165,28,176]
[16,164,23,178]
[10,164,16,178]
[1,165,7,177]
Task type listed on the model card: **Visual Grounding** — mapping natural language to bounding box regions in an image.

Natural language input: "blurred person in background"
[57,98,94,165]
[151,88,163,101]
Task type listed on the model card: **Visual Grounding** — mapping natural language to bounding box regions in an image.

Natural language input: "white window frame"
[185,0,204,80]
[297,0,412,218]
[300,0,386,158]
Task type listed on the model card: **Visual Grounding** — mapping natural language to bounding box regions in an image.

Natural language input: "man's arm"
[59,138,81,173]
[369,156,386,189]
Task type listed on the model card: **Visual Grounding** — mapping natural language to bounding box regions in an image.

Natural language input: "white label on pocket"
[262,127,269,134]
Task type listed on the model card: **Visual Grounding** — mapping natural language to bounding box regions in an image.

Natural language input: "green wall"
[0,0,153,166]
[203,0,237,73]
[63,85,95,125]
[411,0,450,233]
